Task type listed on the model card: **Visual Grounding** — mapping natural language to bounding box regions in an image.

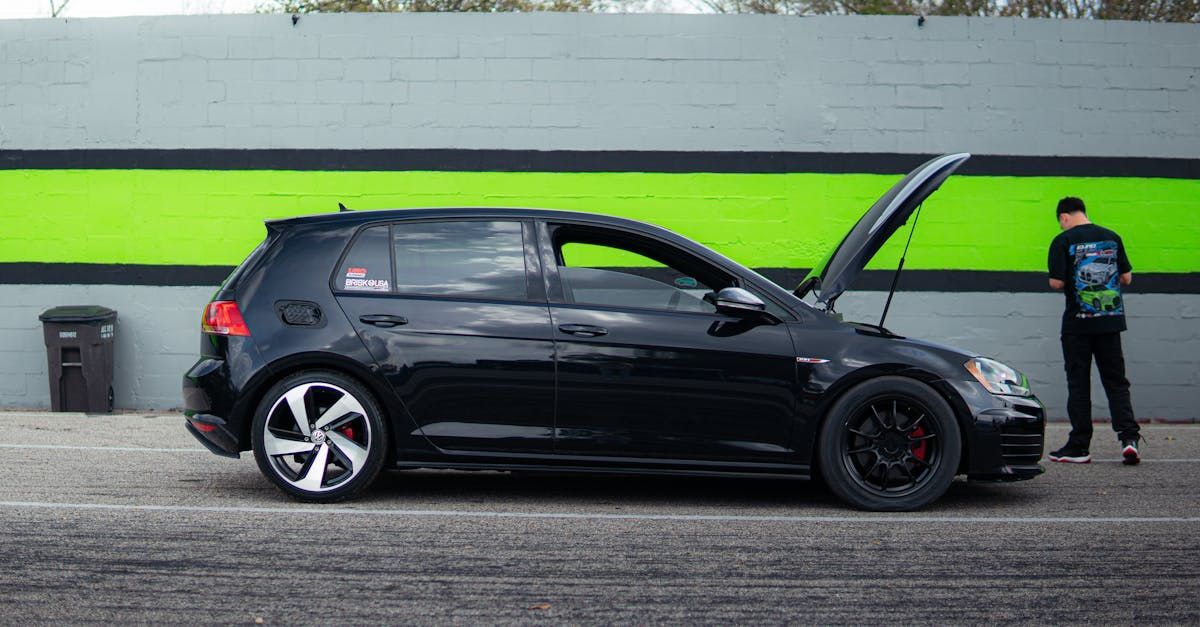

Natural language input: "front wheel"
[251,370,387,502]
[817,376,961,512]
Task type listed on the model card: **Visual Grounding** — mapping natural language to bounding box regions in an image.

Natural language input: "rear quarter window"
[336,225,392,293]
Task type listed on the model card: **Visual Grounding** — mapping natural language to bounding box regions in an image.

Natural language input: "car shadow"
[353,468,1049,513]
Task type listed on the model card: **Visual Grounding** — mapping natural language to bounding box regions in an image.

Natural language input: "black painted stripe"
[3,263,1197,293]
[1,149,1197,178]
[0,263,234,287]
[755,269,1200,295]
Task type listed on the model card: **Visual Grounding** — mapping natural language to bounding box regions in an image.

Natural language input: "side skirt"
[391,459,810,481]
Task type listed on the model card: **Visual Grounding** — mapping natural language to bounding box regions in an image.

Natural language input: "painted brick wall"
[0,14,1197,155]
[0,14,1197,419]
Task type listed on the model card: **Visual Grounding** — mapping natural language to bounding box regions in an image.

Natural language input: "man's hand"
[1120,272,1132,286]
[1049,278,1065,290]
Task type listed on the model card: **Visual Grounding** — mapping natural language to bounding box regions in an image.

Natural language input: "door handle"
[558,323,608,337]
[359,314,408,328]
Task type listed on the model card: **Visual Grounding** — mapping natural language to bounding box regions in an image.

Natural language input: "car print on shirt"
[1070,241,1123,317]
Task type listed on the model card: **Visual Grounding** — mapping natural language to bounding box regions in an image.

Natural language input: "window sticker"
[344,278,390,291]
[343,266,390,292]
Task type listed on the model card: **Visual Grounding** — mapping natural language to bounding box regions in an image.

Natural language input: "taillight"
[202,300,250,336]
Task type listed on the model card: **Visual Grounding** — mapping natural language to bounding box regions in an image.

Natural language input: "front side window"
[553,231,724,314]
[393,221,528,300]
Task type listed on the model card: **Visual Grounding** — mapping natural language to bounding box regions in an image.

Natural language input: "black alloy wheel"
[818,376,961,512]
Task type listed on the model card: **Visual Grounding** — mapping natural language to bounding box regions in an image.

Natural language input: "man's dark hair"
[1057,197,1087,216]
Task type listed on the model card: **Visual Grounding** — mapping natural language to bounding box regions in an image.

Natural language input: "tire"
[817,376,962,512]
[251,370,388,503]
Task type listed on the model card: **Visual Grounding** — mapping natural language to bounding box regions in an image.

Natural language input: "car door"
[334,219,556,454]
[539,221,799,464]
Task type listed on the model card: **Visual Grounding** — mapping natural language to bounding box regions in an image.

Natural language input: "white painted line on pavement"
[0,500,1197,524]
[6,444,1200,464]
[0,444,207,453]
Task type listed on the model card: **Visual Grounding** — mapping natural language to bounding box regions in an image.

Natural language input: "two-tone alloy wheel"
[818,376,961,512]
[251,371,387,502]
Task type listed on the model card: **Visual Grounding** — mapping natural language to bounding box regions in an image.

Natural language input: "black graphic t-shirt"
[1048,223,1132,335]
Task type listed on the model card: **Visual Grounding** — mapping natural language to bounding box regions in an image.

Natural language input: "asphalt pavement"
[0,412,1197,624]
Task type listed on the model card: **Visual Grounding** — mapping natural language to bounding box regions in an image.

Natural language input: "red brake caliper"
[910,425,928,461]
[339,426,355,441]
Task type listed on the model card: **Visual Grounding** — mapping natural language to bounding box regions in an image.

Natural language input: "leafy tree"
[263,0,1198,20]
[263,0,609,11]
[697,0,1199,21]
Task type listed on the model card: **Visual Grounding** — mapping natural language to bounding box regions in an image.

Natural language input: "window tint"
[557,241,717,313]
[393,221,528,299]
[337,225,392,293]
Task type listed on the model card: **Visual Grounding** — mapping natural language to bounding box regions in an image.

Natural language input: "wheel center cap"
[311,429,326,444]
[882,432,906,457]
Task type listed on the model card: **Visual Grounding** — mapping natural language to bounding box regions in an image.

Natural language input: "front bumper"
[943,380,1046,481]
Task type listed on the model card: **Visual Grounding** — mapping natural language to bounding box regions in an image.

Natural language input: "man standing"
[1047,197,1141,465]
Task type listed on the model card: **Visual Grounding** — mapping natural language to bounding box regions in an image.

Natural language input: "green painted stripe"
[1,169,1196,272]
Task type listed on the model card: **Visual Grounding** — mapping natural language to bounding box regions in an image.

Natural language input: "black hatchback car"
[184,153,1044,511]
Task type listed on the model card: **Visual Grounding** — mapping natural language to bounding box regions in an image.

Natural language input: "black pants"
[1061,332,1139,449]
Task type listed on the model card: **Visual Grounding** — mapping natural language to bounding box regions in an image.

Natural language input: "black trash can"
[39,306,117,413]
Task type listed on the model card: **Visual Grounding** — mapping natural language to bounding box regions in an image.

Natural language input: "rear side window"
[337,226,392,292]
[393,221,528,300]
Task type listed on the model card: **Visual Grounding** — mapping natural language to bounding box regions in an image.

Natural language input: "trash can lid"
[39,305,118,323]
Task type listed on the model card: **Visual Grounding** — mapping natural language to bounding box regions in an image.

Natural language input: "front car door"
[538,220,799,465]
[334,219,556,454]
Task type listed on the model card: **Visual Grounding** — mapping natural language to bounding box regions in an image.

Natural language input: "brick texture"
[0,14,1197,155]
[0,14,1197,415]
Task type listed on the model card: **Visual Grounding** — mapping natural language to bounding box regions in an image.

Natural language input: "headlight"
[965,357,1031,397]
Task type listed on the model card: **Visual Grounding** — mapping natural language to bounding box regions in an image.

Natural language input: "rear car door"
[333,219,556,454]
[539,221,798,464]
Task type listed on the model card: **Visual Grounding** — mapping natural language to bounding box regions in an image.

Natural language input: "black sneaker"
[1121,436,1141,466]
[1048,444,1091,464]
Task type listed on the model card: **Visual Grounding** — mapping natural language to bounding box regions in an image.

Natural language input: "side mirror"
[708,287,767,316]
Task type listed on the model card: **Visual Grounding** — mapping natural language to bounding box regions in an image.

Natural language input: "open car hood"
[797,153,971,308]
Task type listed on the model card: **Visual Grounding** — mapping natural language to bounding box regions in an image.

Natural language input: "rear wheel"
[251,370,387,502]
[818,376,961,512]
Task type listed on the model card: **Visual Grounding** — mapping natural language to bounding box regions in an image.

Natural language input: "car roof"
[268,206,684,241]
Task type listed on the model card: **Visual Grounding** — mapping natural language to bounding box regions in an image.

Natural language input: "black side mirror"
[708,287,766,316]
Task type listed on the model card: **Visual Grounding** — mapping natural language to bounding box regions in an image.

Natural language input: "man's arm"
[1117,234,1132,287]
[1048,235,1066,291]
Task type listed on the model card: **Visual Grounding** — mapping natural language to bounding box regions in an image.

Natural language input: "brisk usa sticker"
[344,267,389,291]
[345,278,390,291]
